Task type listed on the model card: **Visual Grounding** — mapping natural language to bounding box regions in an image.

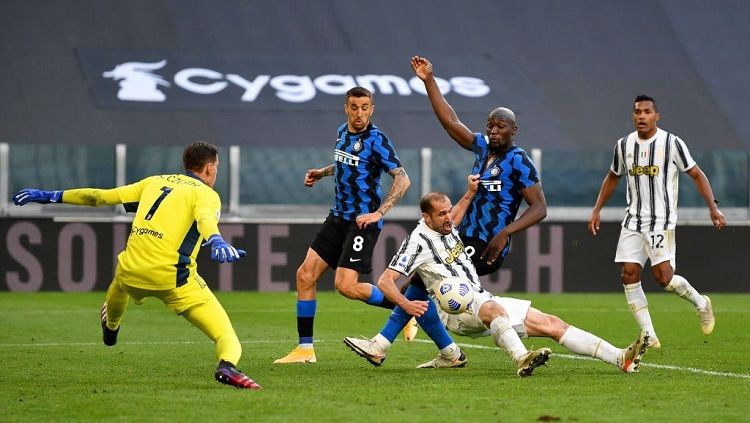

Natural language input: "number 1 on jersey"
[145,186,173,220]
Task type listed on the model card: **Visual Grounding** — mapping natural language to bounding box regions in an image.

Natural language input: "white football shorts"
[438,292,531,339]
[615,226,676,268]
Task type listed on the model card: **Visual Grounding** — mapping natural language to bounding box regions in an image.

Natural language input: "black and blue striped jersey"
[331,122,402,228]
[459,134,540,250]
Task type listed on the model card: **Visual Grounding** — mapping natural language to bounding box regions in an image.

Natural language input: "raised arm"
[686,165,726,230]
[13,187,122,207]
[411,56,475,149]
[356,167,411,229]
[451,174,480,225]
[588,170,621,235]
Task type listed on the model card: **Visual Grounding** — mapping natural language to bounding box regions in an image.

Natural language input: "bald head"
[488,107,516,125]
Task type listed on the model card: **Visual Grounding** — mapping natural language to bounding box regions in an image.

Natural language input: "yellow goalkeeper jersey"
[63,173,221,290]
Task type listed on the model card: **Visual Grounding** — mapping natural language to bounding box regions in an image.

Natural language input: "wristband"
[376,210,384,217]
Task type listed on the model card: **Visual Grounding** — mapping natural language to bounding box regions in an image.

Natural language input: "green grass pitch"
[1,292,748,422]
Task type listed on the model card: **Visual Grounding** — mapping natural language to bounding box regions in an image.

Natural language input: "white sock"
[559,326,620,367]
[373,333,392,353]
[665,275,707,309]
[490,316,527,362]
[439,342,461,359]
[623,282,657,339]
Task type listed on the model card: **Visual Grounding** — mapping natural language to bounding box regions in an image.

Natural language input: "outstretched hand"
[13,189,63,206]
[411,56,433,81]
[202,235,246,263]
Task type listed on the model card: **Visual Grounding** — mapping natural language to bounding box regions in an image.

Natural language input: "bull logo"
[103,60,170,102]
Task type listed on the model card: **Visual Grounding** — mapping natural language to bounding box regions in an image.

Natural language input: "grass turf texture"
[0,292,748,422]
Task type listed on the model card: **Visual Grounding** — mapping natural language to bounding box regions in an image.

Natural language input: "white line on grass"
[2,338,748,380]
[437,340,750,380]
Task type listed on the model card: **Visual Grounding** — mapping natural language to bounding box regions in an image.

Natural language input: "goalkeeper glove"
[13,189,64,206]
[202,234,246,263]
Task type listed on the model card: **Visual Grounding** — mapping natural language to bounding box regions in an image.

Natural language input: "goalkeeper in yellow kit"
[12,141,261,390]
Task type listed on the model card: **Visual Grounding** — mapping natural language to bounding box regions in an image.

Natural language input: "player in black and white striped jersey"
[345,177,650,375]
[589,95,726,348]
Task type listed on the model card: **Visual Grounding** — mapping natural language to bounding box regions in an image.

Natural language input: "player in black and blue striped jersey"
[382,56,548,342]
[411,56,547,276]
[275,87,411,364]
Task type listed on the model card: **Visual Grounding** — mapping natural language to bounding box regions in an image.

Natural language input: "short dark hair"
[634,94,657,111]
[346,86,373,101]
[183,141,219,172]
[420,192,449,214]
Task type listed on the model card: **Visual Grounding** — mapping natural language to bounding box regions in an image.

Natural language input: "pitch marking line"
[2,338,748,380]
[437,340,750,380]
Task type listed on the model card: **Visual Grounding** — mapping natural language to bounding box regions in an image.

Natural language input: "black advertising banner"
[76,49,510,112]
[1,218,747,292]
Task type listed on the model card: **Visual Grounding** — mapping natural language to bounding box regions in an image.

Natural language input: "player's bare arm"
[356,167,410,228]
[686,165,726,230]
[411,56,474,149]
[376,268,429,317]
[451,174,480,224]
[588,171,621,235]
[304,164,335,188]
[481,183,547,264]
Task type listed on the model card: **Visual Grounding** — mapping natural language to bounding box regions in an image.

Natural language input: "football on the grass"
[434,277,473,314]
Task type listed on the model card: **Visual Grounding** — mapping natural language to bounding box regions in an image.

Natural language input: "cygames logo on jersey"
[629,164,660,176]
[334,149,360,167]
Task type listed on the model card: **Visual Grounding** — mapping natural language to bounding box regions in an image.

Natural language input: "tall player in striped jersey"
[275,87,411,364]
[589,95,726,348]
[12,142,261,389]
[345,181,650,375]
[394,56,548,341]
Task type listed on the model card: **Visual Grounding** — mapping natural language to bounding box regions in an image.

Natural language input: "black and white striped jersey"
[388,219,482,293]
[610,128,696,231]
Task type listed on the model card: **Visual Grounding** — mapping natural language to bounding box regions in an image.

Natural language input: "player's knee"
[548,315,569,340]
[333,276,359,300]
[620,268,640,284]
[478,301,507,327]
[651,266,673,286]
[296,265,317,290]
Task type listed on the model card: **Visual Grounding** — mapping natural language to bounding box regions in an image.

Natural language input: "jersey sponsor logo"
[443,241,466,265]
[130,225,164,239]
[481,180,503,192]
[629,164,660,176]
[334,149,360,167]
